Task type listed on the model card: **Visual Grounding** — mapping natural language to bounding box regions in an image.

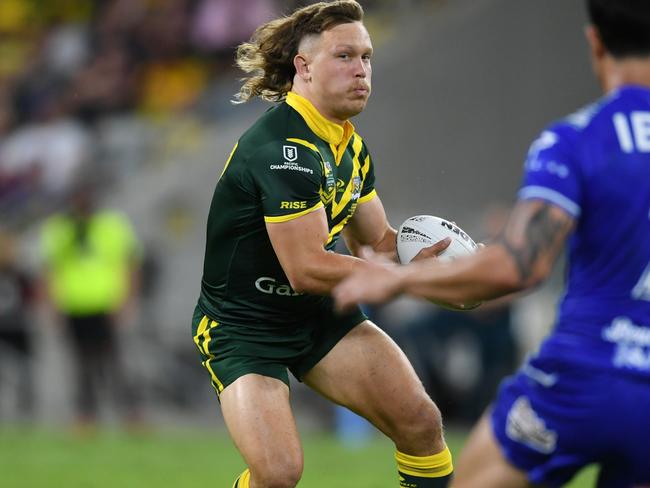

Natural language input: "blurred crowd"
[0,0,407,229]
[0,0,276,227]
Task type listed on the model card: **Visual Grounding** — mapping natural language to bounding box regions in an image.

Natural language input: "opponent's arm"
[342,196,398,261]
[401,199,575,303]
[333,199,575,309]
[266,207,367,295]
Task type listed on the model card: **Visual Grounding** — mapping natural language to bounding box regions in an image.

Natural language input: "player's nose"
[353,57,369,78]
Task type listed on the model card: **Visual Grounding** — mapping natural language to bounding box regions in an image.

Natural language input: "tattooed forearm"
[497,201,574,283]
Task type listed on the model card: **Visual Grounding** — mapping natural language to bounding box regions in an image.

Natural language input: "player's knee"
[408,397,444,439]
[393,396,445,450]
[252,455,303,488]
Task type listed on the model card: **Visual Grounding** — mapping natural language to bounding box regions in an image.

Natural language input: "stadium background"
[0,0,599,486]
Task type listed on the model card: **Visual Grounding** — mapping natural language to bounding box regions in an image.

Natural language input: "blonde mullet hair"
[234,1,364,104]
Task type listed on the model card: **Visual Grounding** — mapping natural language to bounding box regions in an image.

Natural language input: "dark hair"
[587,0,650,58]
[234,1,364,103]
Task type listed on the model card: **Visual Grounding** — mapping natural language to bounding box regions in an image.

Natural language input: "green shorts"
[191,300,366,398]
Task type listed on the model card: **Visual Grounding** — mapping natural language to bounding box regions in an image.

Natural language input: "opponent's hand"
[334,248,405,311]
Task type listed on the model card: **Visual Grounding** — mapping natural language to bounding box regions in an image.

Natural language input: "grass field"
[0,428,598,487]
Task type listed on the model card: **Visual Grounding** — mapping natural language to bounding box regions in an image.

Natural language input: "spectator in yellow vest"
[40,183,141,431]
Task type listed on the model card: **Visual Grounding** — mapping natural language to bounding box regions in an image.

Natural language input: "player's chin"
[345,98,369,117]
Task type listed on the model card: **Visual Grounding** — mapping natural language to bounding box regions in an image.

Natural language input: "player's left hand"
[411,237,451,261]
[334,248,405,311]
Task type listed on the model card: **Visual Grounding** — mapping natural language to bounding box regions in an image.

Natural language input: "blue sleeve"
[517,126,582,217]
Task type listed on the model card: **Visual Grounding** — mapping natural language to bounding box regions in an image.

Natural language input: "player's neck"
[601,57,650,93]
[290,84,347,126]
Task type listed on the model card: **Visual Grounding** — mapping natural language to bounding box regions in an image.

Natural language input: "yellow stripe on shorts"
[194,315,225,394]
[193,315,210,355]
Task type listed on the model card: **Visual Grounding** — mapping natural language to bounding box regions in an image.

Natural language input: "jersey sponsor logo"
[283,145,298,161]
[603,316,650,371]
[280,201,308,210]
[506,396,557,454]
[254,277,302,296]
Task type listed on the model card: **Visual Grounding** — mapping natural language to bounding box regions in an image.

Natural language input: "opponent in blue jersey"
[334,0,650,486]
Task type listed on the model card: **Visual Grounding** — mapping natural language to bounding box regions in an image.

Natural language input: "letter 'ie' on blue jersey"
[517,85,650,376]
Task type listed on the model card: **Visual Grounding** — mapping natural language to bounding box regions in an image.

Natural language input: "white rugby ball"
[397,215,478,264]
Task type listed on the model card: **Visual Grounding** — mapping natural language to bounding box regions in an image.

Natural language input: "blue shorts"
[491,355,650,487]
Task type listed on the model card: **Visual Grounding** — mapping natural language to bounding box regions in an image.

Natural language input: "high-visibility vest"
[40,210,139,315]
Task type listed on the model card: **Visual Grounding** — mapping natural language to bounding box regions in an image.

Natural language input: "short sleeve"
[358,140,377,203]
[250,142,325,223]
[518,127,582,217]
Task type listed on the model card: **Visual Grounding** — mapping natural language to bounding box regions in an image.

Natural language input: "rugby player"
[334,0,650,486]
[192,2,453,487]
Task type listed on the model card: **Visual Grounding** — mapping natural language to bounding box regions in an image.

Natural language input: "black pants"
[66,314,137,421]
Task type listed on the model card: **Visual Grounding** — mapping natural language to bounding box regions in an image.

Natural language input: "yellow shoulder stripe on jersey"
[219,142,238,179]
[286,137,320,155]
[360,153,371,178]
[193,316,224,394]
[264,201,324,223]
[358,189,377,204]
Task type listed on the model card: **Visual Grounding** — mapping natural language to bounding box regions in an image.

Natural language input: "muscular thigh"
[302,321,439,446]
[220,373,303,474]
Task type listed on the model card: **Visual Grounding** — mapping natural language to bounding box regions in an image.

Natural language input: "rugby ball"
[397,215,478,264]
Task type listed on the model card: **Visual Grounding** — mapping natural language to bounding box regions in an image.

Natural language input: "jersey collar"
[286,91,355,147]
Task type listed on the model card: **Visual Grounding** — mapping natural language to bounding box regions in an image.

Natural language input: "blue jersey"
[518,85,650,377]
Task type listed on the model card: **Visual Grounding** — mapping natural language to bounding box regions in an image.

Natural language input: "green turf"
[0,428,597,487]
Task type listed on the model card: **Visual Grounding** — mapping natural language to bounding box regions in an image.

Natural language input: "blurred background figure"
[38,181,142,432]
[0,229,35,422]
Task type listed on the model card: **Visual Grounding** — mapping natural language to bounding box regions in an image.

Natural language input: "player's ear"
[585,25,606,61]
[294,54,311,82]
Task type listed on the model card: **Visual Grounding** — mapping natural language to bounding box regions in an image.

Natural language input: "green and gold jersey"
[198,92,376,326]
